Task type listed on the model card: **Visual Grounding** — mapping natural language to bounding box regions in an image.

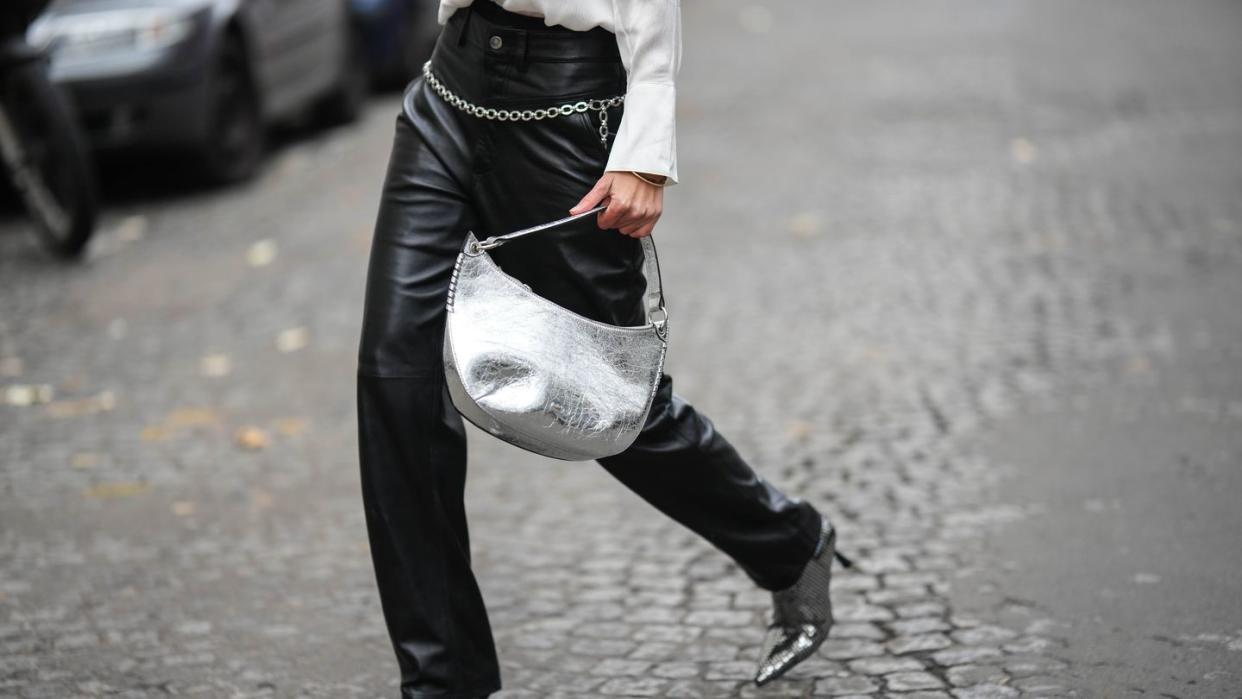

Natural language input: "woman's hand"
[570,171,665,238]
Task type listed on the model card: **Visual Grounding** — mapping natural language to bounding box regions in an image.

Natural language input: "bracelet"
[630,171,669,188]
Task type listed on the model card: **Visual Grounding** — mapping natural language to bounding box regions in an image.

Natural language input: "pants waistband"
[447,1,621,63]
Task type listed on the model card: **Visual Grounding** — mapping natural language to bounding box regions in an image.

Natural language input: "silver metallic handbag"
[443,206,669,461]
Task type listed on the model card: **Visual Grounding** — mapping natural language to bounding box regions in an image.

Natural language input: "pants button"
[489,35,503,49]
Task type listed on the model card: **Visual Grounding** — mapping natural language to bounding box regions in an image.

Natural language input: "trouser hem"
[757,503,826,591]
[400,679,502,699]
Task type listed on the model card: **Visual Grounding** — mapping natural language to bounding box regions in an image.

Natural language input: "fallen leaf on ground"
[786,420,813,442]
[235,426,270,450]
[71,452,101,469]
[46,391,117,418]
[1124,355,1152,376]
[859,343,896,363]
[247,239,278,267]
[171,500,195,516]
[276,327,309,353]
[200,354,232,378]
[141,425,172,442]
[166,407,221,427]
[141,407,221,442]
[3,384,54,406]
[251,488,274,509]
[1010,137,1038,164]
[85,482,151,499]
[787,212,822,238]
[273,417,309,437]
[114,215,147,242]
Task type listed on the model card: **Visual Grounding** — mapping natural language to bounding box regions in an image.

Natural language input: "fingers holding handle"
[570,172,664,238]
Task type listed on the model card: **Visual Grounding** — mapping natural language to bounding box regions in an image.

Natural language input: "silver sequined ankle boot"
[753,516,852,686]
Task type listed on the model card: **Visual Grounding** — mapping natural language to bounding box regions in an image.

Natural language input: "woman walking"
[356,2,848,695]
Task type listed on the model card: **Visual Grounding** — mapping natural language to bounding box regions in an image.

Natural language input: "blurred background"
[1,1,1240,697]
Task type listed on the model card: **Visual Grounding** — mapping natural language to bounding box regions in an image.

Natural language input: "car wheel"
[316,27,368,126]
[200,34,263,184]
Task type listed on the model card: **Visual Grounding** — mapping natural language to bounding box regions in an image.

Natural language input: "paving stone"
[947,664,1008,687]
[931,647,1004,666]
[589,658,650,676]
[571,621,633,639]
[665,679,740,697]
[651,662,701,679]
[627,607,683,624]
[703,661,754,681]
[894,602,948,619]
[812,675,881,696]
[596,677,669,696]
[951,685,1021,699]
[1003,658,1068,677]
[738,683,808,698]
[887,634,953,655]
[832,622,887,640]
[820,638,887,660]
[683,610,753,627]
[889,617,951,636]
[680,643,743,662]
[847,655,925,675]
[833,575,881,592]
[1000,636,1056,655]
[949,626,1017,646]
[884,671,945,691]
[859,557,912,575]
[627,642,679,660]
[687,594,733,610]
[569,639,635,657]
[883,573,943,588]
[633,625,702,644]
[867,587,933,605]
[835,604,896,623]
[702,626,753,643]
[1012,676,1069,695]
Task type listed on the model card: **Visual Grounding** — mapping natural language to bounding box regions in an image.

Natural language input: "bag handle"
[469,206,667,338]
[472,205,607,250]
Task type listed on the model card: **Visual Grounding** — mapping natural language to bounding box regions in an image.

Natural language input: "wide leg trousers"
[356,5,823,697]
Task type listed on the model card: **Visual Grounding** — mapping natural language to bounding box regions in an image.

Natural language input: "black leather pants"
[356,5,823,697]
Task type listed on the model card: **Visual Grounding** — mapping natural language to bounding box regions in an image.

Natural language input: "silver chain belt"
[421,61,624,147]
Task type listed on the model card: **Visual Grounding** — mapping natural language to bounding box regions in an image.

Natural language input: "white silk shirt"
[438,0,680,183]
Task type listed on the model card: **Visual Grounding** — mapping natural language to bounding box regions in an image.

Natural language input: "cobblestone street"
[3,1,1241,697]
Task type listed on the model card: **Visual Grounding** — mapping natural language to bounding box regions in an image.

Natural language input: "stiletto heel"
[833,550,854,569]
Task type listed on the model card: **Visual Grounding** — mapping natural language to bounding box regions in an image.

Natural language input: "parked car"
[28,0,368,183]
[350,0,438,87]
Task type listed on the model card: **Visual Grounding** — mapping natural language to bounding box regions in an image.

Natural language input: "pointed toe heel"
[753,515,848,685]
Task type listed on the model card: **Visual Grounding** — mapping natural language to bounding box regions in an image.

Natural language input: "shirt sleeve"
[605,0,681,184]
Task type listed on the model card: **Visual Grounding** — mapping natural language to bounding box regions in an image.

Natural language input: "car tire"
[0,55,98,258]
[199,34,263,185]
[316,27,368,126]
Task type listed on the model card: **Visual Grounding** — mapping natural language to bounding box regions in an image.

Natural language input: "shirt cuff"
[604,82,679,185]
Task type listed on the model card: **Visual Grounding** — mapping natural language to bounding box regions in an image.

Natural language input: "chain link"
[422,62,623,147]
